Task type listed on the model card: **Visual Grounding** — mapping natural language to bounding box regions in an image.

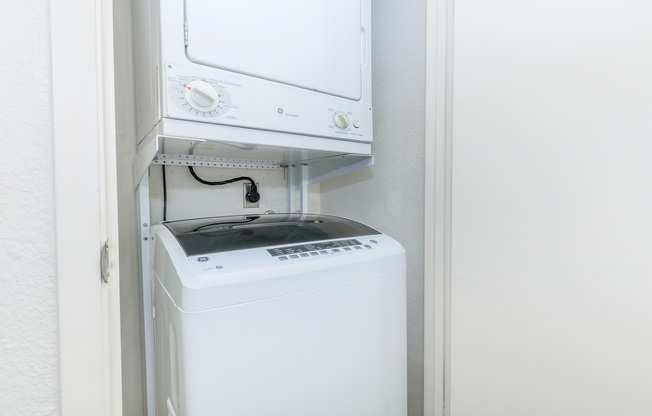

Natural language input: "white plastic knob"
[334,113,350,129]
[185,80,220,112]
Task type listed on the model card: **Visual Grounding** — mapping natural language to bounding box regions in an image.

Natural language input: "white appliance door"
[184,0,364,100]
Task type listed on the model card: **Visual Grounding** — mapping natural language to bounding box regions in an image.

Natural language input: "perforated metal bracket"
[151,154,284,170]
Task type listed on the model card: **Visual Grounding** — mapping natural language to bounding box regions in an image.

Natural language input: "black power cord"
[162,141,168,221]
[162,164,168,221]
[187,166,260,203]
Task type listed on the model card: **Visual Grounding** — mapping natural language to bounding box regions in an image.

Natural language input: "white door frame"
[51,0,122,414]
[424,0,454,415]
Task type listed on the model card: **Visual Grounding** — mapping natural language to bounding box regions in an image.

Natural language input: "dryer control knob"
[334,112,350,129]
[185,80,220,112]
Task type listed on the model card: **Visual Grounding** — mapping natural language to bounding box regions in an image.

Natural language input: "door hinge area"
[100,240,110,283]
[184,21,189,46]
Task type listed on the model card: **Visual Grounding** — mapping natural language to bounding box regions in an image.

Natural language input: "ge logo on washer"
[197,256,209,262]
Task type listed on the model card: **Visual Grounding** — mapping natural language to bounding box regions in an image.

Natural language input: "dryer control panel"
[164,63,372,143]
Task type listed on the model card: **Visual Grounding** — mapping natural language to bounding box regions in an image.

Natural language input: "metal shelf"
[133,133,373,189]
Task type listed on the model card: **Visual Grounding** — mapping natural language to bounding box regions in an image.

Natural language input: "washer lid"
[163,214,381,257]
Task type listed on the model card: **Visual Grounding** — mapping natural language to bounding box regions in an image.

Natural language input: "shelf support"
[300,163,309,213]
[136,174,156,416]
[286,163,310,214]
[287,163,310,213]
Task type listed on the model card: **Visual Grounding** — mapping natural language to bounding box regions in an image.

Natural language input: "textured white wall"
[0,1,60,415]
[148,165,291,223]
[320,0,427,414]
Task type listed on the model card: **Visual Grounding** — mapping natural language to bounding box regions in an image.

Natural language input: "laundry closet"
[115,0,427,415]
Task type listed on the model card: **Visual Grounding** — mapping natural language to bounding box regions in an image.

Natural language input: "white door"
[447,1,652,415]
[51,0,122,414]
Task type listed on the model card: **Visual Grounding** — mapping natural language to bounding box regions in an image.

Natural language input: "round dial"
[334,112,350,129]
[184,80,220,112]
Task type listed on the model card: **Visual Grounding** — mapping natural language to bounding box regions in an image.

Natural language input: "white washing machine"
[152,214,406,416]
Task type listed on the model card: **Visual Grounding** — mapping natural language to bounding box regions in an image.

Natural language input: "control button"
[332,249,340,253]
[185,80,220,112]
[364,245,372,249]
[279,256,289,261]
[353,119,360,128]
[290,255,299,259]
[319,250,328,254]
[344,247,352,251]
[370,240,378,244]
[354,246,362,250]
[334,112,350,129]
[310,252,319,256]
[300,253,309,257]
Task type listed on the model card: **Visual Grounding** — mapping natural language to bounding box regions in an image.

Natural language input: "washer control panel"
[268,239,362,258]
[188,236,382,274]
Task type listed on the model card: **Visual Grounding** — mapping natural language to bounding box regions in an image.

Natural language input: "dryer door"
[184,0,364,100]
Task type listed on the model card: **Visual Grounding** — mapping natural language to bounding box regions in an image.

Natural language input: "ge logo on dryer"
[197,256,209,262]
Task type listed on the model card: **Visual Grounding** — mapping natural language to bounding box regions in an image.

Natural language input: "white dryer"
[152,214,406,416]
[133,0,373,154]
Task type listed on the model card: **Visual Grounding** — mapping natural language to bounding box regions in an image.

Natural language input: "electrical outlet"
[243,183,260,208]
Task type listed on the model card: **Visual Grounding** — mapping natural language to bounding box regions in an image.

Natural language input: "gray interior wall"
[320,1,427,415]
[113,0,145,414]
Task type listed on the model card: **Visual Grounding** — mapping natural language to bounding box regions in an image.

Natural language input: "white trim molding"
[424,0,454,415]
[51,0,122,414]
